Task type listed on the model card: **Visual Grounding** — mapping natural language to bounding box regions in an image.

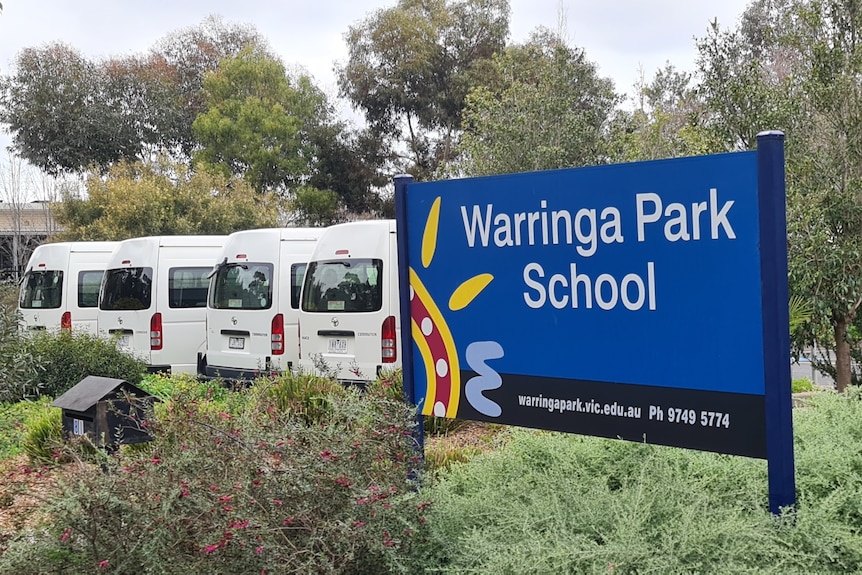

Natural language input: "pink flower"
[98,560,110,568]
[150,457,161,464]
[204,544,219,554]
[219,495,232,503]
[255,546,264,555]
[272,499,283,505]
[353,521,365,528]
[60,528,71,542]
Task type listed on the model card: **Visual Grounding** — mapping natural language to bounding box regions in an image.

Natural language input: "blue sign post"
[395,132,795,513]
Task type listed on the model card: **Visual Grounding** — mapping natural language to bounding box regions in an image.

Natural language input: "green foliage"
[192,48,325,194]
[0,397,54,460]
[255,372,347,425]
[305,123,390,217]
[52,158,279,240]
[0,43,126,175]
[0,376,426,574]
[459,29,620,176]
[696,0,862,391]
[789,294,813,333]
[424,442,483,474]
[21,408,62,465]
[137,373,182,401]
[20,330,146,398]
[0,16,269,175]
[399,392,862,573]
[607,64,721,163]
[793,377,816,393]
[0,303,40,403]
[0,278,18,312]
[338,0,509,178]
[290,185,342,226]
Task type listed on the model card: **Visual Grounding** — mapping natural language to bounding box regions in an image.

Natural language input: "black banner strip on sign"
[454,372,767,459]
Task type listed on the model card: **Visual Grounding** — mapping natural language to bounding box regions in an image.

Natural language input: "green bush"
[0,375,427,574]
[398,391,862,574]
[0,304,40,403]
[21,408,63,464]
[21,330,147,398]
[792,377,815,393]
[0,397,54,460]
[0,278,18,314]
[255,372,348,425]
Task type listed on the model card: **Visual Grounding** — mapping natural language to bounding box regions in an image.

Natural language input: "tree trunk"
[834,318,852,392]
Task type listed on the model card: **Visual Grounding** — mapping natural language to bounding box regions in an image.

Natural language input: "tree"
[0,17,269,175]
[150,15,272,158]
[0,43,126,175]
[458,29,619,176]
[192,49,325,195]
[307,121,391,217]
[784,0,862,391]
[695,0,862,391]
[607,64,720,163]
[337,0,509,179]
[52,158,279,240]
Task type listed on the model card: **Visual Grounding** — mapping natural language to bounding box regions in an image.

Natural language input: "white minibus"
[203,227,323,380]
[97,235,225,374]
[297,220,400,384]
[18,241,119,334]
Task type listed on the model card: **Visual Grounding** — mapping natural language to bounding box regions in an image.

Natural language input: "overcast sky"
[0,0,752,152]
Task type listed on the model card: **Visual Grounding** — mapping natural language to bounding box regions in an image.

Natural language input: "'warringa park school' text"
[459,188,736,312]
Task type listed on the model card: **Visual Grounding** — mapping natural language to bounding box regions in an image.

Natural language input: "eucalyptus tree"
[0,16,268,175]
[607,64,720,164]
[458,28,619,176]
[696,0,862,390]
[192,48,324,195]
[0,43,129,175]
[337,0,509,180]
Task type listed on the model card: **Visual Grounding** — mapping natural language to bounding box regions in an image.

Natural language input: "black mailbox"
[51,376,159,447]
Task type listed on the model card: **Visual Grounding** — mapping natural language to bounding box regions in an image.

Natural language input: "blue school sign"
[395,132,795,514]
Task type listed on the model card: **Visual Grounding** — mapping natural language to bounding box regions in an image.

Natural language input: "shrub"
[21,408,63,464]
[0,397,54,460]
[398,391,862,574]
[0,278,18,314]
[792,377,815,393]
[0,376,428,574]
[0,304,40,403]
[21,330,147,398]
[254,372,348,425]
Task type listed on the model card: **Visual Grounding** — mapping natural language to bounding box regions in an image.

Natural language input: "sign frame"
[395,131,794,514]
